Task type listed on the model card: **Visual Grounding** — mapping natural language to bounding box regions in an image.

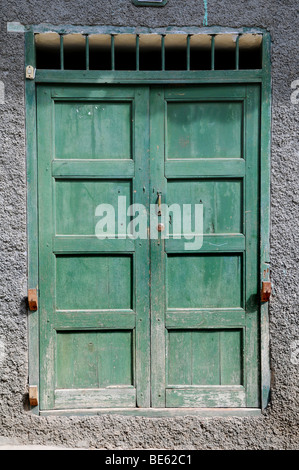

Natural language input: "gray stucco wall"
[0,0,298,449]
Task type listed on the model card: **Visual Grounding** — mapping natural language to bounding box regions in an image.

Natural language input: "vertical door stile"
[37,86,56,410]
[244,84,261,407]
[134,87,151,407]
[150,88,167,407]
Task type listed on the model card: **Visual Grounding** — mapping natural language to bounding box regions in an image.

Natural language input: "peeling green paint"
[203,0,208,26]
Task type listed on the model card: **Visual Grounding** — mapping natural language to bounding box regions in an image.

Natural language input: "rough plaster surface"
[0,0,298,450]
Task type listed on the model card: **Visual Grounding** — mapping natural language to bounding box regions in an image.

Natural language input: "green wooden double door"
[37,84,260,411]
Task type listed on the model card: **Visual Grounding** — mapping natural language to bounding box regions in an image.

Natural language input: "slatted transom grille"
[35,33,263,71]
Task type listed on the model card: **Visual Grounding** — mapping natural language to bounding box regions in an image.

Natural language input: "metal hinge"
[28,288,38,311]
[26,65,36,80]
[28,385,38,407]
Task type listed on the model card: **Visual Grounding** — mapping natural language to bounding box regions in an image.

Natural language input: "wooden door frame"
[25,28,271,416]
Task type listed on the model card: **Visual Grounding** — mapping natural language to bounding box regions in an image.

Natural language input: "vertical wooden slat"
[150,88,167,407]
[37,85,56,410]
[211,34,215,70]
[187,35,191,71]
[260,32,272,410]
[161,35,165,71]
[60,34,64,70]
[168,331,192,385]
[244,84,261,407]
[235,34,240,70]
[134,87,151,407]
[85,35,90,71]
[25,31,39,415]
[136,34,140,71]
[111,34,115,71]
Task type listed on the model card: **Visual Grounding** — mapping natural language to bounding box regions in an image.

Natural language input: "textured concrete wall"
[0,0,298,450]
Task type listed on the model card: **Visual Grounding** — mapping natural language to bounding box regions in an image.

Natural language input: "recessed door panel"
[166,100,243,159]
[167,254,243,309]
[55,100,133,159]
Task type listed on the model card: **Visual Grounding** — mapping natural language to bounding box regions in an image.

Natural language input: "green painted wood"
[150,88,167,407]
[54,388,136,409]
[165,159,245,178]
[166,386,246,408]
[152,84,261,408]
[56,331,133,389]
[37,86,57,410]
[164,86,247,99]
[260,33,272,410]
[244,85,260,407]
[54,312,136,330]
[165,235,245,253]
[37,85,151,410]
[167,330,243,387]
[166,309,245,329]
[166,101,243,159]
[220,329,244,385]
[26,27,271,415]
[55,255,133,310]
[167,179,243,234]
[167,254,243,309]
[35,82,264,412]
[40,407,261,417]
[25,31,39,414]
[191,331,220,385]
[53,238,135,253]
[133,87,151,407]
[55,100,132,159]
[52,160,135,178]
[55,179,132,236]
[35,70,263,84]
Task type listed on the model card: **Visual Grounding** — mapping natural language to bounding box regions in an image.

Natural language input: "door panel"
[55,179,132,236]
[150,85,260,408]
[167,329,243,386]
[167,254,243,309]
[37,84,260,410]
[37,86,150,410]
[54,100,133,159]
[167,179,243,234]
[166,100,243,159]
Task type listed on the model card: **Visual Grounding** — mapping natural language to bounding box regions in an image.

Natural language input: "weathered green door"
[37,86,151,410]
[37,84,260,410]
[150,86,260,408]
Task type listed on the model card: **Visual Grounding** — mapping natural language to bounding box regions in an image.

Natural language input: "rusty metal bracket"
[28,289,38,311]
[261,281,271,302]
[29,385,38,407]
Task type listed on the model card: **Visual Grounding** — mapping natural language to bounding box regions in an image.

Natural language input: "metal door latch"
[157,191,162,216]
[26,65,36,80]
[28,289,38,311]
[261,281,271,302]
